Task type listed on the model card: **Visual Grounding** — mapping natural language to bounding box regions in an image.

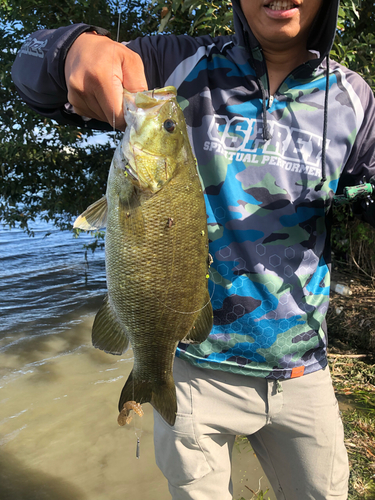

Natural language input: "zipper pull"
[268,95,274,108]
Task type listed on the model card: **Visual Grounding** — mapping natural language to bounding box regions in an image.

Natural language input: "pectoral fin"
[92,295,129,355]
[181,291,213,344]
[74,196,108,230]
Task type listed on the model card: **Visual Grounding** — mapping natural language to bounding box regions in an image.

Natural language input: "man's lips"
[264,0,299,18]
[265,1,298,10]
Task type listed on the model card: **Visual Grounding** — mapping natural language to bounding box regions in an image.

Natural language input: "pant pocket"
[154,409,212,487]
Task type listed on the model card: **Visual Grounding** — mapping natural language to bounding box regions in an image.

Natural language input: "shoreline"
[0,315,275,500]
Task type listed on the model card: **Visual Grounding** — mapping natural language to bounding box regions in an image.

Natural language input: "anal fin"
[92,294,129,355]
[181,290,213,344]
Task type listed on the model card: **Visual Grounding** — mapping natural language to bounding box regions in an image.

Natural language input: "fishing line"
[112,1,125,131]
[116,6,122,42]
[130,315,137,456]
[132,410,143,459]
[111,38,117,132]
[113,3,123,129]
[114,2,144,459]
[153,271,216,315]
[138,165,215,316]
[157,172,213,317]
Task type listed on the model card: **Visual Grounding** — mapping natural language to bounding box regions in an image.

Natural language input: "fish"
[74,86,213,426]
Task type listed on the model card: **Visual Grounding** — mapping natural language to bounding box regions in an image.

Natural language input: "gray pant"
[154,357,349,500]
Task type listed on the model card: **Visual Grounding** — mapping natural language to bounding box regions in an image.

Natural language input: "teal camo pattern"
[128,35,370,379]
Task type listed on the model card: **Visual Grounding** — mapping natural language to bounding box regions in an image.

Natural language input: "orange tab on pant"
[291,366,305,378]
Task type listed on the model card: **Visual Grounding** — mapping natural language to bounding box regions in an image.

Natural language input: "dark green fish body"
[75,87,212,426]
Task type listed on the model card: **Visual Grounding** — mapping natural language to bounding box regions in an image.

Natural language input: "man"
[12,1,375,498]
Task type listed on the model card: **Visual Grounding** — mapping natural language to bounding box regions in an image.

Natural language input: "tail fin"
[118,370,177,426]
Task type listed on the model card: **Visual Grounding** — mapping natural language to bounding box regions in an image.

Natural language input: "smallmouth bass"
[75,86,213,426]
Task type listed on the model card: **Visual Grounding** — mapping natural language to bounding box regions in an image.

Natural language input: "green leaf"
[158,10,172,32]
[172,0,182,12]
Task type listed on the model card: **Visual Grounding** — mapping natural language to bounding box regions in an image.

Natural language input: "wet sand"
[0,316,275,500]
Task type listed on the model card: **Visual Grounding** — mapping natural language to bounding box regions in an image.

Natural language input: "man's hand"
[64,32,148,130]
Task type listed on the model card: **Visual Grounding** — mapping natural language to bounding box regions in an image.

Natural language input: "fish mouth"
[123,88,177,134]
[264,0,299,11]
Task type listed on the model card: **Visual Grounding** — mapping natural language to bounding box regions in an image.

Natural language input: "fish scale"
[74,86,213,426]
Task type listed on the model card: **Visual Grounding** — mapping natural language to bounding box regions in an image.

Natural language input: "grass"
[237,488,270,500]
[330,355,375,499]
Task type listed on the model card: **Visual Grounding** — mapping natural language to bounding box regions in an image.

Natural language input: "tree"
[333,0,375,92]
[0,0,155,233]
[1,0,375,249]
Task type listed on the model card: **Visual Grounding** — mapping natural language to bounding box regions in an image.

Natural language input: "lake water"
[0,219,275,500]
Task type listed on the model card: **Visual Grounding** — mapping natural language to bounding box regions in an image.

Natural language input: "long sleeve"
[336,71,375,227]
[11,23,113,130]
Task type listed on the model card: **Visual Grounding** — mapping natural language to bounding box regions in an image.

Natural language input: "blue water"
[0,218,107,343]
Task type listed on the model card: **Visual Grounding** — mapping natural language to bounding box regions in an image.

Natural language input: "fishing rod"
[333,176,375,207]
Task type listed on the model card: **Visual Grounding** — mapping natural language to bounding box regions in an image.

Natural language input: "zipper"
[268,95,274,108]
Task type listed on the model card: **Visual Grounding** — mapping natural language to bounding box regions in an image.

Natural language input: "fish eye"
[163,119,176,133]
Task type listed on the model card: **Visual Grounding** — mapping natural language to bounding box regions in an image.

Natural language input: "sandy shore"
[0,316,275,500]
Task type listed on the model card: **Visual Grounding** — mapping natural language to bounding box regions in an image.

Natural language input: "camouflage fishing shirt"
[126,33,375,379]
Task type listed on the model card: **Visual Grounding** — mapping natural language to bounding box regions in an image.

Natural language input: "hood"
[231,0,340,192]
[232,0,340,67]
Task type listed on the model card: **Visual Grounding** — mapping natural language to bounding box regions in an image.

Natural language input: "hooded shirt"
[11,1,375,379]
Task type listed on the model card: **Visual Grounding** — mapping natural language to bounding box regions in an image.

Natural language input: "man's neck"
[262,46,316,95]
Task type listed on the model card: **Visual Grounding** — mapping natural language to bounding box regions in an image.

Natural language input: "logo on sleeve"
[19,37,48,59]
